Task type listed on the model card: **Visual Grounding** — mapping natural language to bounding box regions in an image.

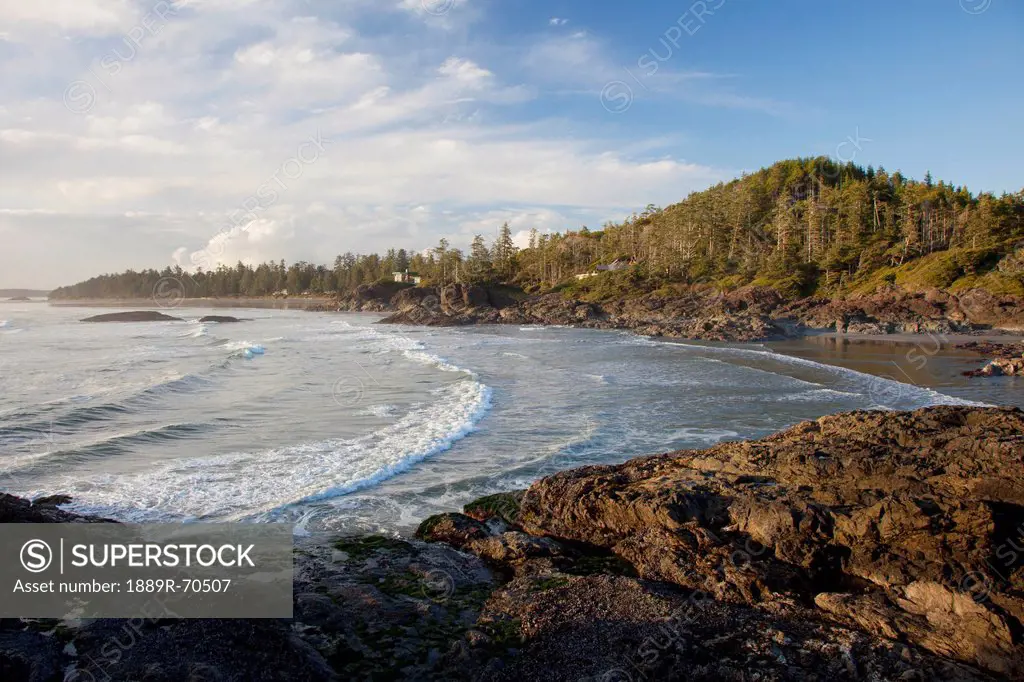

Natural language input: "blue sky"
[479,0,1023,191]
[0,0,1021,287]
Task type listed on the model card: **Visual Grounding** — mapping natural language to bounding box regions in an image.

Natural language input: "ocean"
[0,304,1012,536]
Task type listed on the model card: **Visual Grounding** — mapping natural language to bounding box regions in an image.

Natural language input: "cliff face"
[5,407,1023,681]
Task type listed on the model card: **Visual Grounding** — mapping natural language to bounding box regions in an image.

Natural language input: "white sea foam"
[618,334,661,347]
[775,388,862,402]
[221,340,255,352]
[346,326,478,378]
[363,403,398,418]
[667,427,740,444]
[219,340,266,358]
[57,376,493,522]
[183,324,209,338]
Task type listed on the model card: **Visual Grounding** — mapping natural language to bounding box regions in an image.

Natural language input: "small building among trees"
[393,270,422,285]
[576,259,631,280]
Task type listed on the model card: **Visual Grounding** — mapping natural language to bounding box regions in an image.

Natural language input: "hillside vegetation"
[50,158,1024,303]
[547,157,1024,301]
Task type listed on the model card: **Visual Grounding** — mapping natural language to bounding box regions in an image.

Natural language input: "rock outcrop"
[778,286,974,334]
[0,493,113,523]
[778,286,1024,335]
[310,279,1024,342]
[954,289,1024,330]
[379,285,788,342]
[309,281,415,313]
[960,342,1024,377]
[198,315,244,323]
[0,503,495,682]
[420,405,1024,680]
[80,311,180,322]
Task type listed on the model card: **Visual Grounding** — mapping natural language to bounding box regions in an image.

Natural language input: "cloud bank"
[0,0,730,287]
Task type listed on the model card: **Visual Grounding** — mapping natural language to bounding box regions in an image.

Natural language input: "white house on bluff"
[575,259,630,280]
[393,270,422,285]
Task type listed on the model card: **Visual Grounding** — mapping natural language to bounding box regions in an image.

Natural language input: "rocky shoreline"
[3,406,1024,680]
[959,342,1024,377]
[311,282,1024,343]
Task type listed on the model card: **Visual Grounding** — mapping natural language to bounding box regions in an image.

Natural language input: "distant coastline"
[0,288,51,298]
[47,296,335,310]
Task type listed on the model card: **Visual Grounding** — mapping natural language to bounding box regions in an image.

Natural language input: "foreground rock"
[80,311,181,322]
[0,493,114,523]
[421,405,1024,680]
[0,501,495,681]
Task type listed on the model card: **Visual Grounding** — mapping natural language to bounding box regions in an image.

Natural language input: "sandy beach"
[767,332,1024,408]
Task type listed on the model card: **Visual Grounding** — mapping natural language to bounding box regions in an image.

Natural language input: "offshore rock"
[80,311,180,322]
[198,315,244,323]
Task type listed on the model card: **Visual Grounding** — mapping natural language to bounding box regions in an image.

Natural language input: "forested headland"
[49,157,1024,304]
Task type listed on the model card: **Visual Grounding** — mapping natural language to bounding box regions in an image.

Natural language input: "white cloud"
[0,0,137,33]
[0,0,747,288]
[437,57,492,87]
[549,17,568,26]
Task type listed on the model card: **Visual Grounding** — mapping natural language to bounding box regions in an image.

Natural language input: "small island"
[81,311,181,323]
[198,315,244,323]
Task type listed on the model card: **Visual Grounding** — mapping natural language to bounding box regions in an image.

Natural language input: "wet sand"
[766,332,1024,409]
